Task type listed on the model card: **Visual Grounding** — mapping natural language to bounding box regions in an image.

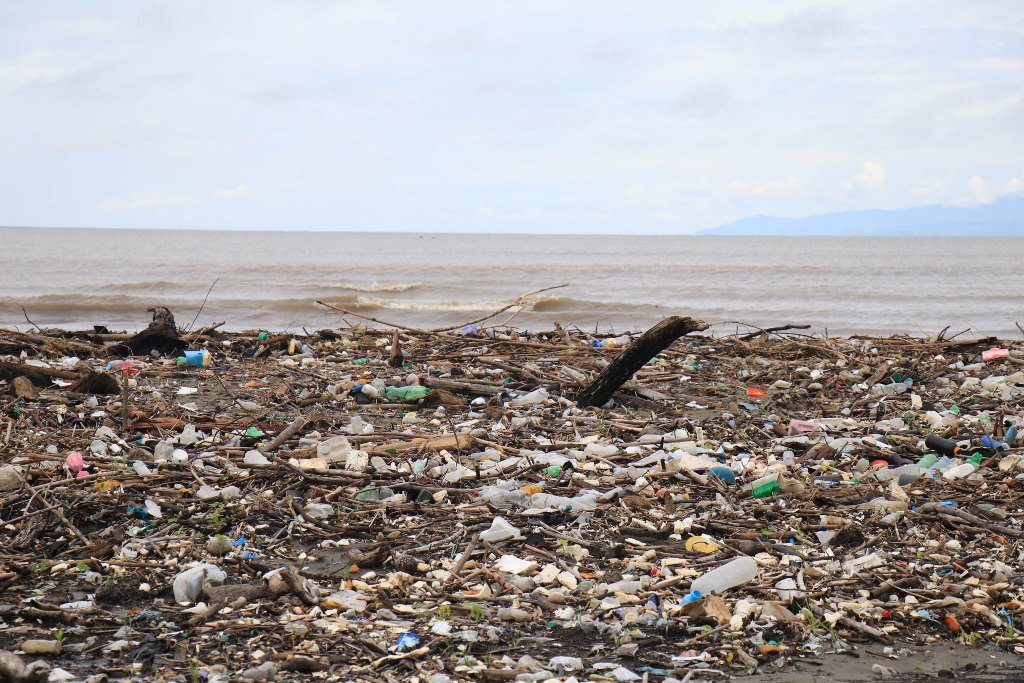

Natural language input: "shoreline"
[1,322,1023,681]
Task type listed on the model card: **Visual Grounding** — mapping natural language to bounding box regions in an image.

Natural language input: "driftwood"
[109,307,187,357]
[423,376,504,396]
[0,361,120,395]
[576,316,708,407]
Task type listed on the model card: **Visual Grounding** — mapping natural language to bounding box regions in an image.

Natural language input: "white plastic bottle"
[509,388,549,407]
[690,556,758,595]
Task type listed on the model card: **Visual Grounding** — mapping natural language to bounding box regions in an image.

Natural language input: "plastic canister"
[178,350,211,368]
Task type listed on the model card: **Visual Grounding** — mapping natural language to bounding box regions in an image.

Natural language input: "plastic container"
[707,466,736,485]
[177,350,211,368]
[691,556,758,595]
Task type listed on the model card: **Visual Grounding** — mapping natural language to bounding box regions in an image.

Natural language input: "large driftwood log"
[576,316,708,407]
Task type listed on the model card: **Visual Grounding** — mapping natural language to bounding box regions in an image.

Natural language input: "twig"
[184,278,220,333]
[316,283,568,333]
[262,415,308,452]
[19,306,41,333]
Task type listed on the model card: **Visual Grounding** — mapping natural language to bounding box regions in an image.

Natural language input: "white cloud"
[1005,169,1024,196]
[957,176,993,206]
[98,192,199,212]
[856,160,885,188]
[911,178,946,199]
[215,184,252,201]
[726,175,803,198]
[842,161,885,193]
[673,82,733,117]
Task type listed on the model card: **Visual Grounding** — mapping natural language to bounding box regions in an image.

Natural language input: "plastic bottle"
[925,434,960,457]
[745,473,780,498]
[385,385,429,401]
[918,453,938,469]
[691,556,758,595]
[593,335,633,348]
[943,462,976,480]
[679,590,702,605]
[874,464,922,483]
[509,388,549,407]
[527,492,598,511]
[476,486,527,507]
[105,360,140,375]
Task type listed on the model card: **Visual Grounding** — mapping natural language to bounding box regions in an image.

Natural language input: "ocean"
[1,227,1021,338]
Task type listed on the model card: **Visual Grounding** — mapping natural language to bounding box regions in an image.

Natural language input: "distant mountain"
[700,195,1024,236]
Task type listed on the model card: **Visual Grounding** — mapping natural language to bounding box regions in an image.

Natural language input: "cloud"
[964,176,993,205]
[98,192,199,212]
[726,175,803,198]
[856,161,885,188]
[953,169,1024,206]
[1006,169,1024,196]
[729,5,848,56]
[911,178,946,199]
[215,184,252,201]
[843,161,885,192]
[673,82,733,117]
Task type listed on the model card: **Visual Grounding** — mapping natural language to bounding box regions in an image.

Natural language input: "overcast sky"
[1,1,1021,233]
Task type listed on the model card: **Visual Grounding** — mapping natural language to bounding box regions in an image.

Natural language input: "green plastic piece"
[386,385,429,401]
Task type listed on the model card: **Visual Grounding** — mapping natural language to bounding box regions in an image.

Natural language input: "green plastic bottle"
[918,453,938,469]
[385,385,429,401]
[747,473,781,498]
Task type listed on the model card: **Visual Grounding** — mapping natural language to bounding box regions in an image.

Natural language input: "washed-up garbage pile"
[0,321,1023,682]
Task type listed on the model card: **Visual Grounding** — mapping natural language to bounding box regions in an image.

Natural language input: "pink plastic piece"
[982,348,1009,361]
[788,419,821,436]
[66,451,85,474]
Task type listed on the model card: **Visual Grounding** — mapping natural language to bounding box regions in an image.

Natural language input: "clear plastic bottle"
[476,486,527,507]
[527,492,598,511]
[691,556,758,595]
[510,388,549,407]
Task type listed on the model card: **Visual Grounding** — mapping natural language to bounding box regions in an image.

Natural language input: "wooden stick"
[577,316,708,407]
[262,415,308,452]
[316,283,568,334]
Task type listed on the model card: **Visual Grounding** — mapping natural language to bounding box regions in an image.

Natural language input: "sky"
[1,1,1022,233]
